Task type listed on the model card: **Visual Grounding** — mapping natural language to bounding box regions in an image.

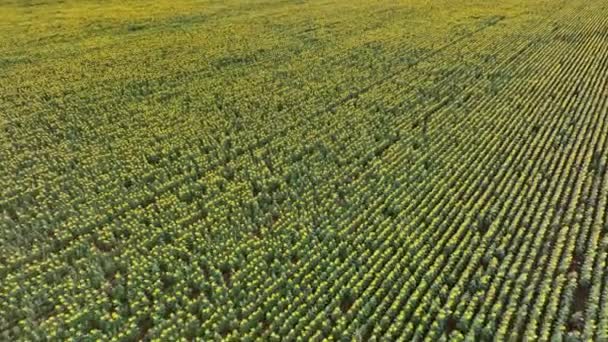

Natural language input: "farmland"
[1,0,608,340]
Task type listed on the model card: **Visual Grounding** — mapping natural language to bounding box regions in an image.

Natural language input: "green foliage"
[1,0,608,340]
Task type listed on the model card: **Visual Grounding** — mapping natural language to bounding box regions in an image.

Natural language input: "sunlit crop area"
[2,0,608,340]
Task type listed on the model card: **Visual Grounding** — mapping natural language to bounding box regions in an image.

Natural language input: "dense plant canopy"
[1,0,607,340]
